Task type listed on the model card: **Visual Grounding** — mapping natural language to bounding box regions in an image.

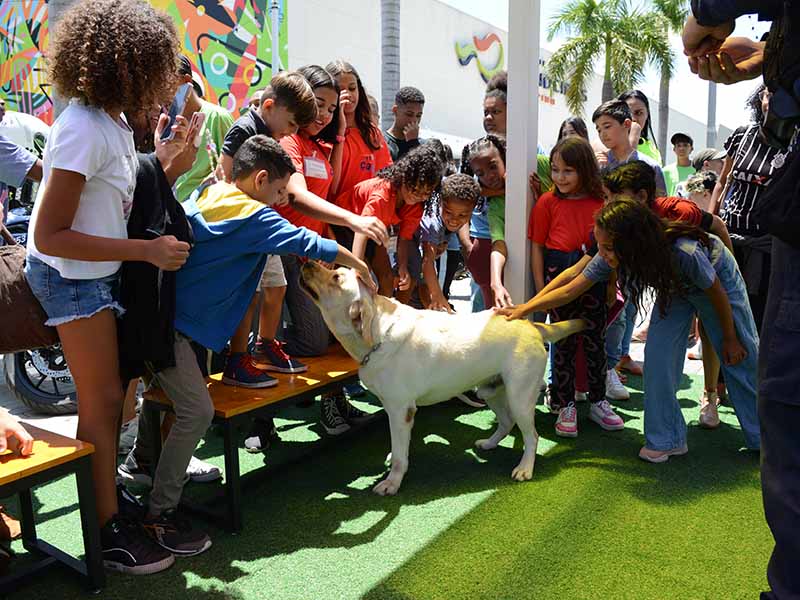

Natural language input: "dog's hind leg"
[475,388,514,451]
[373,403,416,496]
[505,374,540,482]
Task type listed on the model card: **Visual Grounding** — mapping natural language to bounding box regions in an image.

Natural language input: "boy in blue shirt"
[123,135,372,557]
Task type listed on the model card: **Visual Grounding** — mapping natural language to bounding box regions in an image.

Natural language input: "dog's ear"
[348,298,376,346]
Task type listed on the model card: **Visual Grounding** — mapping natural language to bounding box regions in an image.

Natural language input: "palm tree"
[545,0,671,118]
[649,0,689,158]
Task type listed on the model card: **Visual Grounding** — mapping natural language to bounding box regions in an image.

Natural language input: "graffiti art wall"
[0,0,288,125]
[0,0,51,123]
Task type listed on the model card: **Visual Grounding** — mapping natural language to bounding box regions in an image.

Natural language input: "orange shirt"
[529,191,603,253]
[340,177,422,240]
[334,126,392,200]
[652,196,704,227]
[277,133,332,235]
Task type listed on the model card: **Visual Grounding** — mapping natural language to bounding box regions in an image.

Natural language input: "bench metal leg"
[76,456,105,591]
[221,419,243,533]
[18,488,36,551]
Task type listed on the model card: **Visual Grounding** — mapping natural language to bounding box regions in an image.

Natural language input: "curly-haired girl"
[326,60,393,199]
[25,0,186,575]
[335,144,443,296]
[503,198,760,462]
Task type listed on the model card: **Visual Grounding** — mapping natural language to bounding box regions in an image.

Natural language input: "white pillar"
[505,0,541,304]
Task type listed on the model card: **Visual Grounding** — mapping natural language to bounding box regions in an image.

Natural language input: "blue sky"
[440,0,770,136]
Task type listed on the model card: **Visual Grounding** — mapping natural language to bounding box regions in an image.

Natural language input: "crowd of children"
[4,0,773,579]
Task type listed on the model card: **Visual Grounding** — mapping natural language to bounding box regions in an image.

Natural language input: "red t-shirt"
[529,191,603,252]
[277,133,332,235]
[340,178,422,240]
[335,126,392,200]
[652,196,703,227]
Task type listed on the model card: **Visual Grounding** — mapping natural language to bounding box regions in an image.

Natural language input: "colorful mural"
[0,0,288,125]
[454,33,505,84]
[0,0,52,124]
[152,0,288,114]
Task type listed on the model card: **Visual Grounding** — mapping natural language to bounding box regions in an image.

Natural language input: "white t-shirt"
[27,101,137,279]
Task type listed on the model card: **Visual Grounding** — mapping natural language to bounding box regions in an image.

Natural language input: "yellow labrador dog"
[300,262,585,495]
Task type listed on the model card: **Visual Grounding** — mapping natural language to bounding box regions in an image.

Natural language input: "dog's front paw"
[475,438,498,451]
[511,463,534,481]
[373,477,401,496]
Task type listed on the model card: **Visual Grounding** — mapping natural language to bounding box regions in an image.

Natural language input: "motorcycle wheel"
[3,345,78,415]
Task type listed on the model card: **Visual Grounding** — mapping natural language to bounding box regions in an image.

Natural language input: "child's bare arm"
[421,242,452,313]
[532,242,546,292]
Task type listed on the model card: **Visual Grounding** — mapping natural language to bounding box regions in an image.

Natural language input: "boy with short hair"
[128,136,372,555]
[591,100,667,196]
[663,132,695,196]
[174,55,235,203]
[219,71,317,389]
[384,86,425,161]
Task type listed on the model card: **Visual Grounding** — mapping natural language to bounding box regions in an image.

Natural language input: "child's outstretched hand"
[146,235,191,271]
[491,283,513,308]
[0,409,34,456]
[355,262,378,295]
[494,305,527,321]
[722,336,747,365]
[528,172,542,200]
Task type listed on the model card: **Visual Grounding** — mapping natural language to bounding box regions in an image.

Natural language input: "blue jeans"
[606,299,637,367]
[759,237,800,599]
[643,245,760,451]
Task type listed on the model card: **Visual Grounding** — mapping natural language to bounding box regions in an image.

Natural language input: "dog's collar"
[359,321,395,366]
[360,342,382,366]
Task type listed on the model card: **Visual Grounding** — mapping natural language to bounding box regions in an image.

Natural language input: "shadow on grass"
[9,383,760,599]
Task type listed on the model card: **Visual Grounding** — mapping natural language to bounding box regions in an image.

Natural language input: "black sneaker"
[243,417,280,453]
[117,453,153,487]
[335,395,372,425]
[102,516,175,575]
[117,483,146,521]
[143,509,212,557]
[321,394,350,435]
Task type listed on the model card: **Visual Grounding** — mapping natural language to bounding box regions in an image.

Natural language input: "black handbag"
[0,225,59,353]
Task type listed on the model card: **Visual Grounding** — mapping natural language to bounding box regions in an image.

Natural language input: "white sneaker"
[699,390,720,429]
[542,388,559,414]
[589,399,625,431]
[605,369,630,401]
[186,456,222,483]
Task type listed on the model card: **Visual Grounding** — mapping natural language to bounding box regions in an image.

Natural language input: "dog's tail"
[532,319,587,343]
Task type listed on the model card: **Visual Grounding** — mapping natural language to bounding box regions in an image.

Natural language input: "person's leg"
[442,249,462,299]
[57,309,126,525]
[605,302,626,369]
[642,298,694,452]
[230,294,258,354]
[257,255,288,343]
[692,251,760,450]
[281,256,330,357]
[371,244,395,296]
[697,320,722,427]
[581,284,608,403]
[467,237,493,308]
[147,335,215,516]
[758,236,800,599]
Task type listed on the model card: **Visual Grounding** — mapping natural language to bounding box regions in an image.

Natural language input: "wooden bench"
[142,344,373,532]
[0,424,104,593]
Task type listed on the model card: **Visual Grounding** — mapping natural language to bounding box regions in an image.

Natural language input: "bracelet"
[335,134,345,143]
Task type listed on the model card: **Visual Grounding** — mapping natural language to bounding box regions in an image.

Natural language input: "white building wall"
[290,0,720,158]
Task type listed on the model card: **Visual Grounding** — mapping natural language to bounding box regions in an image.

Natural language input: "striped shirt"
[721,124,792,235]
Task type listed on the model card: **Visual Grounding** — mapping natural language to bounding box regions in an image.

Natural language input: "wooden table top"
[0,423,94,487]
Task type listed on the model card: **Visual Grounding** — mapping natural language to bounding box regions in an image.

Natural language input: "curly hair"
[48,0,180,113]
[395,86,425,105]
[685,170,718,194]
[747,84,767,125]
[425,173,480,218]
[377,144,443,202]
[595,198,710,317]
[463,134,507,173]
[602,160,658,206]
[550,137,603,199]
[326,60,382,151]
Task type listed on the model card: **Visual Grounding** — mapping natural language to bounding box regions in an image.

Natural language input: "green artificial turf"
[5,372,771,600]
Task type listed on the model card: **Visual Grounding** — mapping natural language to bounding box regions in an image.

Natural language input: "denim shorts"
[25,254,125,326]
